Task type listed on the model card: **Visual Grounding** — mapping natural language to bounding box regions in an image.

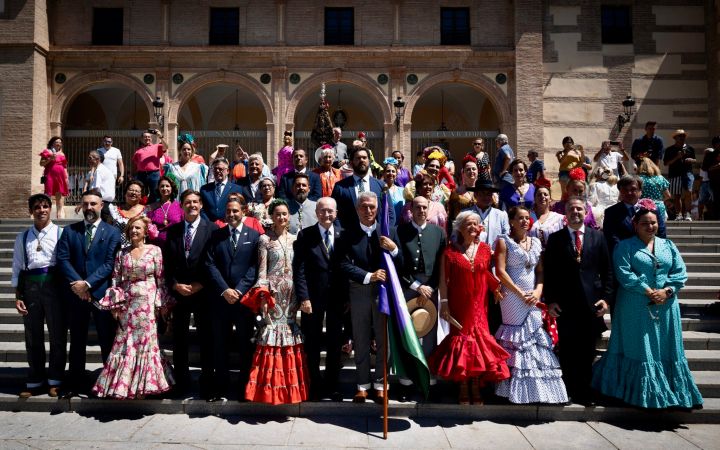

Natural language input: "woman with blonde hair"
[638,157,671,220]
[273,132,294,180]
[588,166,619,227]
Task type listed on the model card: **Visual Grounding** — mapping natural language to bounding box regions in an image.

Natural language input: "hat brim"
[406,297,438,338]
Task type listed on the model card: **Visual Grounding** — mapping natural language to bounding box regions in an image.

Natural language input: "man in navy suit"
[331,147,395,231]
[56,188,121,396]
[545,196,614,406]
[163,189,218,398]
[205,198,261,401]
[337,191,403,403]
[200,157,243,222]
[293,197,345,400]
[603,175,666,256]
[277,148,322,201]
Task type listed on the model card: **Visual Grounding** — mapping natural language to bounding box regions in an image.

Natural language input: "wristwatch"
[665,287,674,297]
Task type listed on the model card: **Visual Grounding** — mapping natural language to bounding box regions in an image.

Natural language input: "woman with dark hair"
[499,159,535,210]
[146,176,182,246]
[246,177,276,230]
[272,132,294,180]
[448,155,480,227]
[556,136,584,196]
[471,138,492,182]
[403,149,452,205]
[529,186,564,249]
[245,199,310,404]
[163,141,208,197]
[108,180,147,249]
[428,211,510,404]
[93,215,173,399]
[592,201,703,409]
[382,158,405,224]
[39,136,69,219]
[401,171,448,231]
[494,206,568,404]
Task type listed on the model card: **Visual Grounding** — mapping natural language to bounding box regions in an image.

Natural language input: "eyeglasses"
[473,143,483,146]
[127,190,142,194]
[104,140,112,144]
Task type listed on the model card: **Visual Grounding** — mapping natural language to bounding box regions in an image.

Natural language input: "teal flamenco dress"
[592,236,703,409]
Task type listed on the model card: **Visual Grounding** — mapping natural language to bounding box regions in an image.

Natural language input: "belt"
[26,267,54,275]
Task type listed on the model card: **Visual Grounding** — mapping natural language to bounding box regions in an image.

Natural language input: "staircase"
[0,218,718,422]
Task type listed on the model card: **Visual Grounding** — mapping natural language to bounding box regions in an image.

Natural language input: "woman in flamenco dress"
[428,210,510,404]
[244,199,310,404]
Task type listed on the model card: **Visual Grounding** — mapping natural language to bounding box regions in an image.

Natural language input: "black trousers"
[211,298,256,396]
[67,295,116,389]
[20,276,67,386]
[172,292,213,391]
[348,281,387,390]
[301,295,343,393]
[557,316,600,400]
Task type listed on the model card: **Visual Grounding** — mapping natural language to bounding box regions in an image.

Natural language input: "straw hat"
[406,297,438,338]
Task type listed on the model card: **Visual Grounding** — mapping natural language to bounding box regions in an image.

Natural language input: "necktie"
[184,223,193,255]
[231,228,239,251]
[324,229,333,254]
[298,206,303,231]
[574,230,583,262]
[357,177,365,193]
[215,182,223,200]
[85,224,95,251]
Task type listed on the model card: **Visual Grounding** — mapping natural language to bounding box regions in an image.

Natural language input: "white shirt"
[409,220,428,291]
[184,216,202,251]
[359,222,399,284]
[567,224,586,252]
[353,174,373,200]
[318,223,335,250]
[597,151,622,175]
[88,164,115,202]
[99,146,123,178]
[11,223,62,287]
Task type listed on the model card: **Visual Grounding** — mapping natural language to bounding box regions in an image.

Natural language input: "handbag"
[536,302,559,346]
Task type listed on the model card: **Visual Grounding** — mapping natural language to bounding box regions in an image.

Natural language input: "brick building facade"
[0,0,718,216]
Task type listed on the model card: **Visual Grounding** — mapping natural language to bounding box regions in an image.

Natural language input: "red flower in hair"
[462,154,478,166]
[534,177,552,190]
[357,131,366,139]
[568,167,586,182]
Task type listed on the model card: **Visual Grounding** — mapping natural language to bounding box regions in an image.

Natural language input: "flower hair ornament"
[568,167,586,182]
[425,148,448,166]
[634,198,658,214]
[382,157,399,167]
[146,223,160,241]
[462,154,478,166]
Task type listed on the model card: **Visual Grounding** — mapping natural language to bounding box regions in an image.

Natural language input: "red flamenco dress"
[428,243,511,383]
[244,232,310,405]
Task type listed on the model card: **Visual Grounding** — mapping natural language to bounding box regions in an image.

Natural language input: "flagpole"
[383,314,389,440]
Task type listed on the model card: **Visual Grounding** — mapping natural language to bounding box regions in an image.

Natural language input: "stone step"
[598,330,720,351]
[675,244,720,253]
[683,253,720,264]
[670,236,720,244]
[666,221,720,228]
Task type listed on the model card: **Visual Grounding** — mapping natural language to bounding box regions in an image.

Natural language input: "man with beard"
[163,190,218,398]
[277,148,322,201]
[288,173,318,234]
[544,196,614,406]
[205,198,261,401]
[332,147,394,231]
[56,189,121,397]
[12,194,66,398]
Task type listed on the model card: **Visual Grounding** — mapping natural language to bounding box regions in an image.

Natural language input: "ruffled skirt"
[494,309,568,404]
[428,326,510,383]
[592,352,703,409]
[92,349,174,399]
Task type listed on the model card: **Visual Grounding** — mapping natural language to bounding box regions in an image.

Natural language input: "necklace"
[32,226,49,252]
[159,201,171,226]
[276,231,292,273]
[514,234,533,268]
[464,241,479,272]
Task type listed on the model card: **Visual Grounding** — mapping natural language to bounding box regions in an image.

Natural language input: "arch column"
[50,122,63,138]
[389,66,407,159]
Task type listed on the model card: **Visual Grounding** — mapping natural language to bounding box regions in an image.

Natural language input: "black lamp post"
[152,96,165,129]
[617,95,635,129]
[393,96,405,132]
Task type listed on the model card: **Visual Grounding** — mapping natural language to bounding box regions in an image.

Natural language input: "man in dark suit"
[277,148,322,201]
[338,191,403,403]
[205,198,261,401]
[56,189,121,396]
[331,147,395,231]
[604,175,666,256]
[163,189,218,398]
[235,154,266,204]
[200,157,243,222]
[293,197,344,401]
[396,196,446,400]
[545,196,614,406]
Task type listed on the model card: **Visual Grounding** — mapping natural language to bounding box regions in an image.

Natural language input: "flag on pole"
[377,191,432,398]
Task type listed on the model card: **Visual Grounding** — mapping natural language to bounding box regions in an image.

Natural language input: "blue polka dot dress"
[495,235,569,404]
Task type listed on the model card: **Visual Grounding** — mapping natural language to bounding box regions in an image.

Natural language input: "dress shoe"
[48,386,60,398]
[352,390,368,403]
[397,385,411,402]
[329,391,343,402]
[374,389,386,404]
[19,389,40,399]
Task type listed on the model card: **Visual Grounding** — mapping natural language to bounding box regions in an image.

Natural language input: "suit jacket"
[292,223,344,305]
[277,170,322,202]
[603,202,666,256]
[235,176,263,204]
[338,226,403,284]
[288,198,318,234]
[205,224,261,298]
[163,218,218,293]
[544,226,614,333]
[199,180,243,222]
[331,174,395,231]
[396,222,446,299]
[56,220,121,300]
[462,205,509,249]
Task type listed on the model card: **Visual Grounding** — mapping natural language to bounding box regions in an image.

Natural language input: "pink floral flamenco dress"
[92,245,174,398]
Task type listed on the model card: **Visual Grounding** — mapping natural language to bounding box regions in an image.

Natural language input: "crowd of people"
[15,124,716,411]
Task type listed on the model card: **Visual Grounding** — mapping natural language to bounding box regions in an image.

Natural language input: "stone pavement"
[1,412,719,449]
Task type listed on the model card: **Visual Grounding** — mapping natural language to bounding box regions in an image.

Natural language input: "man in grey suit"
[288,173,318,234]
[396,196,446,400]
